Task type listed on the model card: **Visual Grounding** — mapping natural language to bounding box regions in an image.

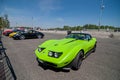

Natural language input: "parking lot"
[2,32,120,80]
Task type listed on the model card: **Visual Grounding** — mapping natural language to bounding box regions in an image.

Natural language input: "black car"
[13,30,44,40]
[114,28,120,32]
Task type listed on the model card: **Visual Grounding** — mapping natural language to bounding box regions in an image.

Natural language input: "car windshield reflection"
[65,33,86,40]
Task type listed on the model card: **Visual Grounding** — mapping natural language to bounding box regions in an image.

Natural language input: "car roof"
[70,33,91,35]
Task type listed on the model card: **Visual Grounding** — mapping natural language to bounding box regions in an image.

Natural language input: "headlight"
[48,51,62,58]
[54,52,59,58]
[48,52,53,56]
[38,47,45,52]
[38,47,42,52]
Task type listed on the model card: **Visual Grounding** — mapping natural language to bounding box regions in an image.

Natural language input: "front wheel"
[72,51,83,70]
[37,35,42,39]
[92,44,96,53]
[20,35,25,40]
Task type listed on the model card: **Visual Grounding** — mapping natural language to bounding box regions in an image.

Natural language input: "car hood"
[10,32,16,35]
[41,38,85,53]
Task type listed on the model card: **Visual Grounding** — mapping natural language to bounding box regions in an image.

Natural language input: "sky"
[0,0,120,28]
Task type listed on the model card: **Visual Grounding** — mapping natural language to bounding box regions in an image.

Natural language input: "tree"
[63,25,70,30]
[47,24,116,31]
[0,14,10,29]
[0,17,4,29]
[4,14,10,28]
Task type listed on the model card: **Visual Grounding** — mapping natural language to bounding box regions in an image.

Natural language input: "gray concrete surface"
[2,33,120,80]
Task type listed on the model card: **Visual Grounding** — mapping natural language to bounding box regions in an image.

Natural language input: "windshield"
[13,29,19,32]
[17,31,25,34]
[65,33,86,40]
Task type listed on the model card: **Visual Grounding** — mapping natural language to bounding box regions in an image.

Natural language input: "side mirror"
[87,38,91,41]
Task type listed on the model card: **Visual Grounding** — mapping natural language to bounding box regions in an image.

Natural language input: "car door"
[25,31,31,38]
[31,30,37,38]
[84,34,93,53]
[28,30,37,38]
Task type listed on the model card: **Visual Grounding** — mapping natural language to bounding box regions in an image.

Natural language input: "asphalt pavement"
[2,32,120,80]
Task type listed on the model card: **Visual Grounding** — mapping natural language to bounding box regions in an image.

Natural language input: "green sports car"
[35,33,97,70]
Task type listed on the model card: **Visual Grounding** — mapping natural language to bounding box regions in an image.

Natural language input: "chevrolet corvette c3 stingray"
[35,33,97,70]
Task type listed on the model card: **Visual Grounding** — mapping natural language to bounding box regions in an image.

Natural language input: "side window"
[85,35,91,40]
[33,31,36,33]
[77,34,85,40]
[29,30,33,33]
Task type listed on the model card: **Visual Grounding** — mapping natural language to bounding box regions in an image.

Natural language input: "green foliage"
[0,17,4,28]
[63,25,70,30]
[49,24,117,31]
[0,14,10,29]
[83,24,98,29]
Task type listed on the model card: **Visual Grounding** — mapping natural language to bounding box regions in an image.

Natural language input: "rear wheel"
[72,50,83,70]
[5,33,9,36]
[37,35,42,39]
[92,44,96,53]
[20,35,25,40]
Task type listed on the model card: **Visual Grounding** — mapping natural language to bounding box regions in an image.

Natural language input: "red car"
[3,29,13,36]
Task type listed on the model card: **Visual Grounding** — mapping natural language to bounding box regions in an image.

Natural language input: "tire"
[36,58,41,66]
[4,33,7,36]
[37,35,42,39]
[72,50,83,70]
[20,35,25,40]
[92,44,96,53]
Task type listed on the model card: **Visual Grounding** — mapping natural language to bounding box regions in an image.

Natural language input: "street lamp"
[98,0,105,31]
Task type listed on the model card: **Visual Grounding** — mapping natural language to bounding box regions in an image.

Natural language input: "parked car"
[3,29,22,36]
[3,29,13,36]
[12,30,44,40]
[9,30,25,38]
[114,29,120,32]
[35,33,97,70]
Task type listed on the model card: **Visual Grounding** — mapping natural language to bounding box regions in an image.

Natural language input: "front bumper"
[12,35,20,39]
[35,49,74,69]
[36,57,72,70]
[36,58,57,67]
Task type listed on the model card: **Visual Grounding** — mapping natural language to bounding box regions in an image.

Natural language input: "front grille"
[45,62,57,67]
[37,58,57,67]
